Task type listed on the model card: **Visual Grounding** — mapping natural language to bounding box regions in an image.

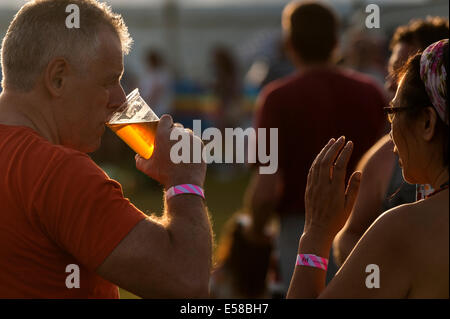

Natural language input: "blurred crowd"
[89,1,448,299]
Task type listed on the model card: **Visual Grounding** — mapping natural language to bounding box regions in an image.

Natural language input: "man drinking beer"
[0,0,212,298]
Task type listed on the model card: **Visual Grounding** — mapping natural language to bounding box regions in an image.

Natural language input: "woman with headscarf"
[287,39,449,298]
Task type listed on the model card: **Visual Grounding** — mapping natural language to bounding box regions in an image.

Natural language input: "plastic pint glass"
[106,89,160,159]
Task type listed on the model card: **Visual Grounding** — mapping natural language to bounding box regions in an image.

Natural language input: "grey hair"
[1,0,133,92]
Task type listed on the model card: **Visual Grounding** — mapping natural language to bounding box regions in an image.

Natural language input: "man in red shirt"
[245,1,386,295]
[0,0,211,298]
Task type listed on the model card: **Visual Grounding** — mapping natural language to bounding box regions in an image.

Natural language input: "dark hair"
[214,214,273,298]
[392,41,449,166]
[212,46,237,77]
[146,50,164,68]
[390,17,449,51]
[283,1,339,63]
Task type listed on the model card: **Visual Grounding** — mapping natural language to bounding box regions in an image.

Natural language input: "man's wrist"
[166,191,205,204]
[164,177,205,190]
[165,191,206,219]
[165,183,205,201]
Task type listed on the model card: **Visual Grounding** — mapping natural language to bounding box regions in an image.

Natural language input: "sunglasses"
[383,106,410,123]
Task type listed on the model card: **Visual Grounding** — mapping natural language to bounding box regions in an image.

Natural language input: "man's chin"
[76,139,102,154]
[86,140,102,154]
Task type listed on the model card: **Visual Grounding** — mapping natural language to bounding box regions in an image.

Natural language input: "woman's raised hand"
[304,136,362,240]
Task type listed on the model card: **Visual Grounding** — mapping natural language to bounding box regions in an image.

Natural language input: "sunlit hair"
[1,0,133,92]
[387,17,449,91]
[390,16,449,51]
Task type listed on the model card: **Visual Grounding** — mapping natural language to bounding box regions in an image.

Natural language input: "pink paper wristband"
[165,184,205,201]
[296,254,328,271]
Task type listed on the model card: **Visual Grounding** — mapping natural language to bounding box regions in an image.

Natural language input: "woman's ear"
[421,106,438,142]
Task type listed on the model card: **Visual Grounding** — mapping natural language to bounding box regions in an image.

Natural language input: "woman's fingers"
[321,136,345,168]
[317,136,345,181]
[307,137,354,197]
[313,138,336,167]
[332,140,354,183]
[344,171,362,214]
[310,138,336,184]
[304,137,360,238]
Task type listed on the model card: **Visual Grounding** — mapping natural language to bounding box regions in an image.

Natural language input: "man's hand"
[135,114,206,188]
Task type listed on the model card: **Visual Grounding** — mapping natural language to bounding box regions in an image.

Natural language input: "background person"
[210,45,243,131]
[244,0,386,295]
[342,31,387,88]
[139,49,174,117]
[0,0,211,298]
[209,213,276,299]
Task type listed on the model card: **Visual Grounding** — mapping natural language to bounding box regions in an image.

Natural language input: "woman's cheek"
[391,123,400,151]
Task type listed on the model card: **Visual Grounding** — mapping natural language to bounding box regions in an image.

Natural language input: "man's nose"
[108,85,127,111]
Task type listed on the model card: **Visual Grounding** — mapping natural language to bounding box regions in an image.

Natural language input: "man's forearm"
[165,195,213,296]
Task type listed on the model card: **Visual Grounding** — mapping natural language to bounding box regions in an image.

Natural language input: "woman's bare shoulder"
[399,190,448,226]
[388,191,449,298]
[366,191,448,251]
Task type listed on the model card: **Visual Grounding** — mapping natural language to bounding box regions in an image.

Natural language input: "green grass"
[106,166,252,299]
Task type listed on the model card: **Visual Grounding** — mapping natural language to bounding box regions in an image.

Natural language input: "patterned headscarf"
[420,39,448,125]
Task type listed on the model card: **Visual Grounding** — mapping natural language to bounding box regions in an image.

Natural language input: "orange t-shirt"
[0,124,147,298]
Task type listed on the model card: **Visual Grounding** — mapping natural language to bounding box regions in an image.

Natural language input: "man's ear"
[283,36,299,66]
[421,106,438,142]
[44,57,70,97]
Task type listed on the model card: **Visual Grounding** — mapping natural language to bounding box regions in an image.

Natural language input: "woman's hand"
[304,136,362,240]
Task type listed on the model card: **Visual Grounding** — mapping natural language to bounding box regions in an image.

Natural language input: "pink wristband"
[165,184,205,201]
[296,254,328,271]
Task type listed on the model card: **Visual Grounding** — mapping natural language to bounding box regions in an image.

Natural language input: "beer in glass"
[106,89,160,159]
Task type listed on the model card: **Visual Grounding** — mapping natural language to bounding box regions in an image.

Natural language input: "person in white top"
[139,50,174,116]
